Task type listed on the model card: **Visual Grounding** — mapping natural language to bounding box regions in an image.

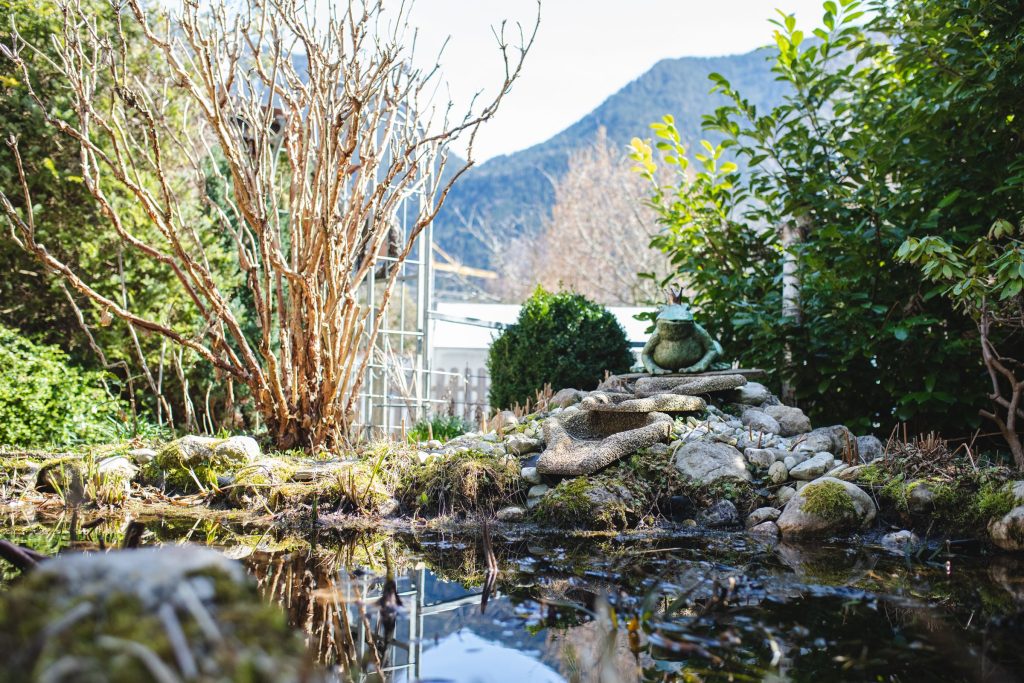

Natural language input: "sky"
[405,0,830,161]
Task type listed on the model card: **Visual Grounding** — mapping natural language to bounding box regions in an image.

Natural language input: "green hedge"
[487,288,632,409]
[0,325,122,446]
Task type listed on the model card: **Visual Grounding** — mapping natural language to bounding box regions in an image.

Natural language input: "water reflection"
[3,511,1024,682]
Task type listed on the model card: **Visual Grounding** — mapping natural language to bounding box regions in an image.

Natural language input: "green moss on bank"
[396,449,523,516]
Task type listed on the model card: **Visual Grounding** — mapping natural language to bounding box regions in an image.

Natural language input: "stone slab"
[579,392,705,413]
[537,411,673,476]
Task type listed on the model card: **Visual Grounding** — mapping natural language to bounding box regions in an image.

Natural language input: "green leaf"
[892,326,909,341]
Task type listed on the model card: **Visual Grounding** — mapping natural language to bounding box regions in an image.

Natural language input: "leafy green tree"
[0,324,123,446]
[898,220,1024,466]
[632,0,1021,438]
[1,0,248,432]
[487,288,633,409]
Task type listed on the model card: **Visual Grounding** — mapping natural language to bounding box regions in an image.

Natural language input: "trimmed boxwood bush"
[487,288,632,409]
[0,325,122,446]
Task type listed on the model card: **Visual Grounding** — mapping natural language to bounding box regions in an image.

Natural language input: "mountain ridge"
[432,46,789,281]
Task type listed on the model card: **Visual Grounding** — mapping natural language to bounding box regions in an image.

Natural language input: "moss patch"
[801,480,857,523]
[531,476,643,530]
[396,449,523,515]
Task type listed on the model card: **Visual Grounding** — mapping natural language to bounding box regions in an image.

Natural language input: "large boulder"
[0,546,309,682]
[989,506,1024,552]
[672,442,751,485]
[776,477,876,537]
[763,404,812,436]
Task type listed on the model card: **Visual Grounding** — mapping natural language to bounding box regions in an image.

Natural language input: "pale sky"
[406,0,830,161]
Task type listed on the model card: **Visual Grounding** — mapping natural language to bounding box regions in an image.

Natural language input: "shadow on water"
[3,509,1024,682]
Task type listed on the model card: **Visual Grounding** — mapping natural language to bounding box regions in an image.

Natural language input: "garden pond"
[2,510,1023,682]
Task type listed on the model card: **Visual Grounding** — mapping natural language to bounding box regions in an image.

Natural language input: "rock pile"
[459,370,888,538]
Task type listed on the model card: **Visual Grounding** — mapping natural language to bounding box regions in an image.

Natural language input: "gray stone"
[699,499,739,528]
[769,460,789,484]
[989,506,1024,551]
[672,441,752,485]
[795,481,809,491]
[1009,480,1024,504]
[803,425,857,457]
[96,455,138,480]
[741,409,781,435]
[521,466,541,485]
[793,430,835,453]
[550,388,584,408]
[634,373,747,398]
[777,486,797,505]
[881,530,920,554]
[744,447,785,469]
[907,481,936,512]
[746,506,782,528]
[777,477,877,537]
[825,463,849,478]
[736,432,775,450]
[646,442,671,457]
[527,484,549,499]
[537,410,673,476]
[506,434,544,457]
[787,452,809,467]
[857,435,885,462]
[127,448,157,465]
[580,392,706,414]
[750,521,780,538]
[496,506,526,522]
[789,452,835,480]
[763,405,812,436]
[732,381,772,406]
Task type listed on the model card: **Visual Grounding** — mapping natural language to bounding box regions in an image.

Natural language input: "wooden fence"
[430,366,491,424]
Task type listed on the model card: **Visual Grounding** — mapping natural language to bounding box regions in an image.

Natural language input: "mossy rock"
[777,477,876,537]
[0,546,310,682]
[531,476,643,529]
[397,449,523,515]
[149,436,262,493]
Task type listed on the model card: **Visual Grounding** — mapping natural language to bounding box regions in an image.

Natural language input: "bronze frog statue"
[641,291,724,375]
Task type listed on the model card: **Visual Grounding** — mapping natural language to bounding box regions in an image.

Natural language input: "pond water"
[3,511,1023,682]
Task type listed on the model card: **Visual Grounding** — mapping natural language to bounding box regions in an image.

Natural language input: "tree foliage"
[632,0,1023,437]
[487,288,633,409]
[0,325,122,446]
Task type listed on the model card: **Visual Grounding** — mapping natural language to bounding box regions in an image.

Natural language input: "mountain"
[432,46,790,282]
